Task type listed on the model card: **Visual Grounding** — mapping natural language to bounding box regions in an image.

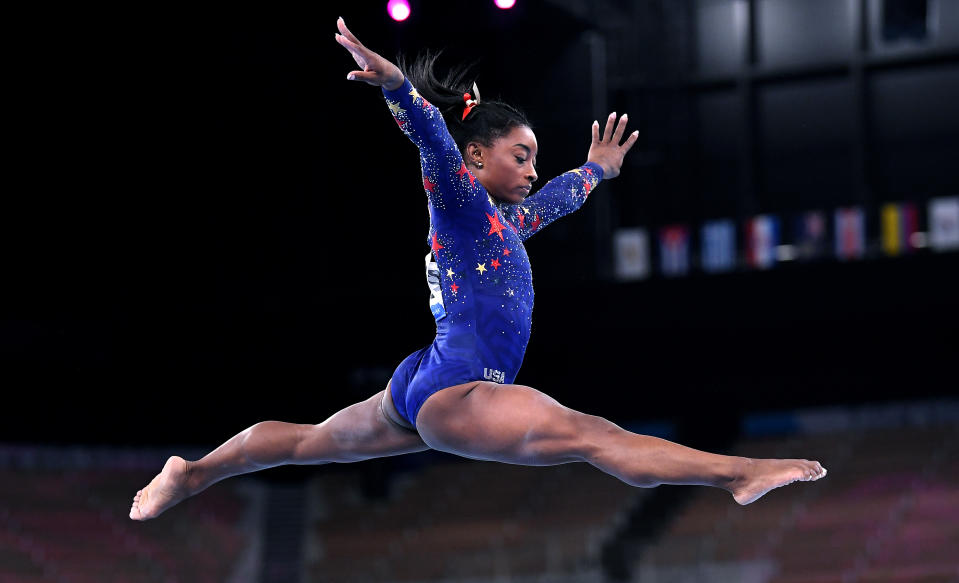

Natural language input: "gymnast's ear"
[465,141,485,169]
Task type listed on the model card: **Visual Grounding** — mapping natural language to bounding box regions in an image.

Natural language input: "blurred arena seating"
[0,447,260,583]
[306,458,644,583]
[3,402,955,583]
[633,420,959,583]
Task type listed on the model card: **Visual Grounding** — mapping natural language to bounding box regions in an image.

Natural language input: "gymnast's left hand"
[586,112,639,180]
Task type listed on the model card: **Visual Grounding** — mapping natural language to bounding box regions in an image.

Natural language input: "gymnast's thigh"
[415,381,593,465]
[381,380,417,432]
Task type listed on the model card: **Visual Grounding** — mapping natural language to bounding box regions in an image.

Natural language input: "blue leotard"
[384,79,603,427]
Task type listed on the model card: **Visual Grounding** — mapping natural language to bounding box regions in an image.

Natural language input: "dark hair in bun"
[397,50,532,157]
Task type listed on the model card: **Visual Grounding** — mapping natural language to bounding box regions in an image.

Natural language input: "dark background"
[4,1,957,449]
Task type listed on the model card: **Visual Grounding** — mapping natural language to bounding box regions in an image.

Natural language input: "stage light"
[388,0,410,21]
[494,0,516,8]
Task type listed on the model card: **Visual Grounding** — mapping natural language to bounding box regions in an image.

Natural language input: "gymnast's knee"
[572,412,627,462]
[519,407,603,462]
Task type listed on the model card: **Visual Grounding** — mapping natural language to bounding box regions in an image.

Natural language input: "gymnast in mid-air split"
[130,17,826,522]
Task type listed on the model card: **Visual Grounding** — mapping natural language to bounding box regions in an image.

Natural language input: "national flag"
[794,210,828,262]
[835,207,865,260]
[613,228,650,281]
[880,202,919,256]
[745,215,779,269]
[701,219,736,273]
[928,196,959,252]
[659,225,690,277]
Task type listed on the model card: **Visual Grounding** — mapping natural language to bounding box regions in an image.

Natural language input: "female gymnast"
[130,17,826,521]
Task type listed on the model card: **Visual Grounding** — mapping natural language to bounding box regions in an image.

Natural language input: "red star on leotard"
[491,258,501,270]
[486,212,507,241]
[421,98,431,109]
[531,214,542,231]
[456,163,477,187]
[584,180,592,194]
[431,232,444,253]
[584,167,594,176]
[424,176,436,192]
[450,282,459,294]
[517,212,525,228]
[502,248,511,256]
[394,117,407,131]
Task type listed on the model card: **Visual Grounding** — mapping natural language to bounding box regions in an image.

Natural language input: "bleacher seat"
[629,423,959,583]
[308,459,642,581]
[0,457,256,583]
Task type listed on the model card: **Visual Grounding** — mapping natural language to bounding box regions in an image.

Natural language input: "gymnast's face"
[468,125,539,205]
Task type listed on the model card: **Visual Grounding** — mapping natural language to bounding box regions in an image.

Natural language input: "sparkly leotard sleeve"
[384,78,604,427]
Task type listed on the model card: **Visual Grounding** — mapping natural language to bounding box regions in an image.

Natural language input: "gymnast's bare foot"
[130,456,193,521]
[730,458,827,505]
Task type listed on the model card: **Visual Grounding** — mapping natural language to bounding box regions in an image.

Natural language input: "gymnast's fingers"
[335,31,366,63]
[611,113,628,145]
[621,129,639,153]
[602,112,616,143]
[337,17,365,49]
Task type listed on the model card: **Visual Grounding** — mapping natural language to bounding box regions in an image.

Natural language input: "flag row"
[613,196,959,280]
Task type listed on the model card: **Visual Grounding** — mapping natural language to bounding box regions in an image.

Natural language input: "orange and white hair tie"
[462,82,481,120]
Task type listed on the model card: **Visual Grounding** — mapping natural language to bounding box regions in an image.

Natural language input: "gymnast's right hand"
[335,17,405,91]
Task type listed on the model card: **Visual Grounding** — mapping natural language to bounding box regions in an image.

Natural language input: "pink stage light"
[387,0,410,21]
[494,0,516,8]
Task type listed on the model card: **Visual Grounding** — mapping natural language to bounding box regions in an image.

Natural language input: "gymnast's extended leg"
[130,383,428,520]
[415,381,826,505]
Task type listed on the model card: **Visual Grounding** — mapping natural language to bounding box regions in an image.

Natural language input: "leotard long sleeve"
[384,78,603,426]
